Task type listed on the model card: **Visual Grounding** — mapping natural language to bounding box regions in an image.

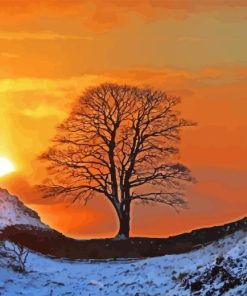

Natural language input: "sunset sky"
[0,0,247,238]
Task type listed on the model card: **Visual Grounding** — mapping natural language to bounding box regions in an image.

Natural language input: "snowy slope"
[0,230,246,295]
[0,188,48,231]
[0,187,246,295]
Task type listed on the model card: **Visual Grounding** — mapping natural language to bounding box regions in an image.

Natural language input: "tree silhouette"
[39,83,195,238]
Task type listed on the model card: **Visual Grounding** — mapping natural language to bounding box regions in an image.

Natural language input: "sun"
[0,157,15,177]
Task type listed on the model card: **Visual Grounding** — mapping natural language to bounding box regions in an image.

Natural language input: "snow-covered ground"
[0,188,246,295]
[0,230,246,296]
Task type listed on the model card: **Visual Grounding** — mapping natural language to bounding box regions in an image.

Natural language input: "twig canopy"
[38,83,195,237]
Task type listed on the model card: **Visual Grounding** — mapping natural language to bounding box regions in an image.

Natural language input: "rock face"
[182,245,247,295]
[0,188,48,231]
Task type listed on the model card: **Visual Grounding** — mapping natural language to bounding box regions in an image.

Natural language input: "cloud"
[0,52,18,59]
[0,173,44,205]
[21,105,66,119]
[0,75,98,94]
[100,64,242,92]
[0,31,93,41]
[0,0,247,32]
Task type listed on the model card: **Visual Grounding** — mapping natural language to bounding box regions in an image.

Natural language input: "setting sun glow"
[0,157,15,177]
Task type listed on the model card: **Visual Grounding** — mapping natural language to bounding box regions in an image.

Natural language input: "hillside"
[0,188,246,295]
[0,188,246,259]
[0,228,246,295]
[0,188,48,231]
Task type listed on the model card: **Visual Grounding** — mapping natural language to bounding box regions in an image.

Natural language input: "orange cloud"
[0,0,247,31]
[0,31,92,41]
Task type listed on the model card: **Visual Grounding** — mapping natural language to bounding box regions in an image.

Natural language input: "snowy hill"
[1,215,247,260]
[0,229,246,295]
[0,187,246,261]
[0,188,246,294]
[0,188,48,231]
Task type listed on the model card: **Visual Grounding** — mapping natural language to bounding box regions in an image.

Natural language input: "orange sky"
[0,0,246,238]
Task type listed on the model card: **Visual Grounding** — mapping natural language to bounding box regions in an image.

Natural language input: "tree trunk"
[116,199,131,238]
[117,213,130,238]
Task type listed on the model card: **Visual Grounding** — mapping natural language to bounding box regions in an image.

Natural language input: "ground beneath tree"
[1,216,246,259]
[0,230,246,296]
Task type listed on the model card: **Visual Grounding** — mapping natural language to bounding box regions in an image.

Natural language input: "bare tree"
[2,241,29,273]
[38,83,195,238]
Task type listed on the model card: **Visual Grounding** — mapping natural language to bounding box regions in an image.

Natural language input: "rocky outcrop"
[0,188,48,231]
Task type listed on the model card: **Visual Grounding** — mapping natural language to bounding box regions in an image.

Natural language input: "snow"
[0,189,48,231]
[0,230,246,295]
[0,188,246,295]
[113,234,128,240]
